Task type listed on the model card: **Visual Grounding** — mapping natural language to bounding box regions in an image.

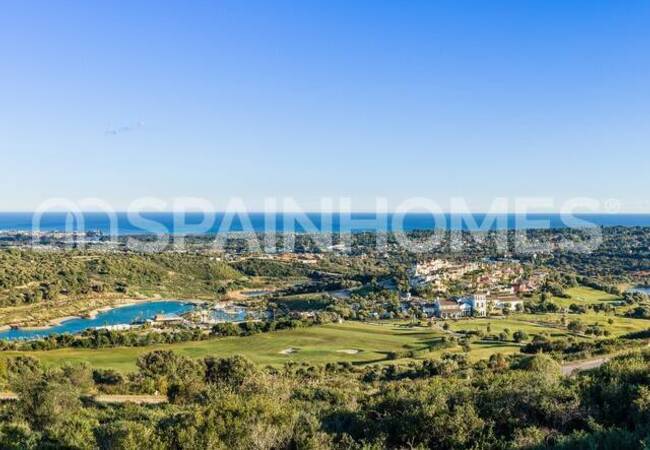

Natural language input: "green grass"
[5,299,648,372]
[549,286,621,308]
[518,287,648,336]
[517,311,649,336]
[446,318,574,339]
[457,341,523,361]
[1,322,449,372]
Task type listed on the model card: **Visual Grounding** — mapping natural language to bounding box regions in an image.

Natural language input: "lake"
[0,301,196,340]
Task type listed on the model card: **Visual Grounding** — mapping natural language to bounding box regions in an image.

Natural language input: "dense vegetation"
[0,250,242,305]
[1,349,650,449]
[231,258,313,278]
[1,227,650,448]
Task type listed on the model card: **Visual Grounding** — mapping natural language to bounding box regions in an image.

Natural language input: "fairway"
[447,317,573,338]
[4,309,647,373]
[548,286,621,308]
[2,322,448,372]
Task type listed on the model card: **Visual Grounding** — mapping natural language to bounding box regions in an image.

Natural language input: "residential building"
[433,299,467,319]
[459,294,488,316]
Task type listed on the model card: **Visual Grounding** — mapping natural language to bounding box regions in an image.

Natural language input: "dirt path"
[435,324,463,338]
[92,394,168,405]
[0,393,168,404]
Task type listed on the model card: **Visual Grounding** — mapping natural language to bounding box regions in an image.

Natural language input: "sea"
[1,212,650,235]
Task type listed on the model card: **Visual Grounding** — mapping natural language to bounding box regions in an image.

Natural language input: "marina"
[0,301,259,340]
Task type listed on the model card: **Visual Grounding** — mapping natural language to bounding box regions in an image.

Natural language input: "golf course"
[3,303,646,372]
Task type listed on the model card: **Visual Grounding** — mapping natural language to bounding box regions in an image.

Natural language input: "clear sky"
[1,1,649,212]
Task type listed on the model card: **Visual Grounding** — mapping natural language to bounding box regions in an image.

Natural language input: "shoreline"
[6,298,208,332]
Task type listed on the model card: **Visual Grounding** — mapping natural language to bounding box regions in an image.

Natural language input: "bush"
[513,330,529,343]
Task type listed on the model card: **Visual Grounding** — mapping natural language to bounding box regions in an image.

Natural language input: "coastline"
[4,212,650,234]
[6,298,208,332]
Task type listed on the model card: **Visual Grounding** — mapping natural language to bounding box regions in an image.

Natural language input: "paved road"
[561,357,611,376]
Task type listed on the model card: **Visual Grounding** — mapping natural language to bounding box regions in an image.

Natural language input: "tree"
[97,421,163,450]
[204,355,257,388]
[489,353,508,370]
[517,354,561,380]
[513,330,529,343]
[0,421,40,449]
[136,350,203,394]
[7,356,42,394]
[567,320,584,333]
[211,322,240,337]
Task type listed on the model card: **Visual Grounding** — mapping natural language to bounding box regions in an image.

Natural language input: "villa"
[433,299,468,319]
[458,294,488,316]
[432,294,488,318]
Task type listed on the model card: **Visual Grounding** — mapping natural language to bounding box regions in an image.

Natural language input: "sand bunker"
[279,348,298,355]
[336,349,361,354]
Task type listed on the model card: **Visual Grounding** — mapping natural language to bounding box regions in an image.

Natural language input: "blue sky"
[1,1,649,212]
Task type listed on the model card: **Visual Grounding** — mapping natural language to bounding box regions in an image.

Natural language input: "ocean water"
[0,301,195,340]
[1,212,650,234]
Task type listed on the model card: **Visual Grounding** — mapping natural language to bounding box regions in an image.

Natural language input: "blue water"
[629,287,650,295]
[2,212,650,234]
[0,301,195,340]
[211,308,248,322]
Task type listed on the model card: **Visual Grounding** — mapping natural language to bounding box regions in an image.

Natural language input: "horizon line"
[1,211,649,215]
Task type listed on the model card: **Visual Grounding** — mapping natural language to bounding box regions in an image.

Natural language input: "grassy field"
[446,317,576,339]
[3,286,647,372]
[1,320,540,372]
[1,322,452,372]
[516,312,649,336]
[548,286,621,308]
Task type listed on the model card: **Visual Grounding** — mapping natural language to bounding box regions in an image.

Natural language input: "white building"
[459,294,488,316]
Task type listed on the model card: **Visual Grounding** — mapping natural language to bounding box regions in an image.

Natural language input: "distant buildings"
[150,314,186,326]
[408,259,479,290]
[414,292,524,319]
[407,259,544,316]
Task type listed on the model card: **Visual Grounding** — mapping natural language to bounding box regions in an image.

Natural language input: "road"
[0,392,168,404]
[561,356,611,376]
[92,394,168,404]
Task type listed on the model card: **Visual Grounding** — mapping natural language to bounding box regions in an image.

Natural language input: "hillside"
[0,250,243,306]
